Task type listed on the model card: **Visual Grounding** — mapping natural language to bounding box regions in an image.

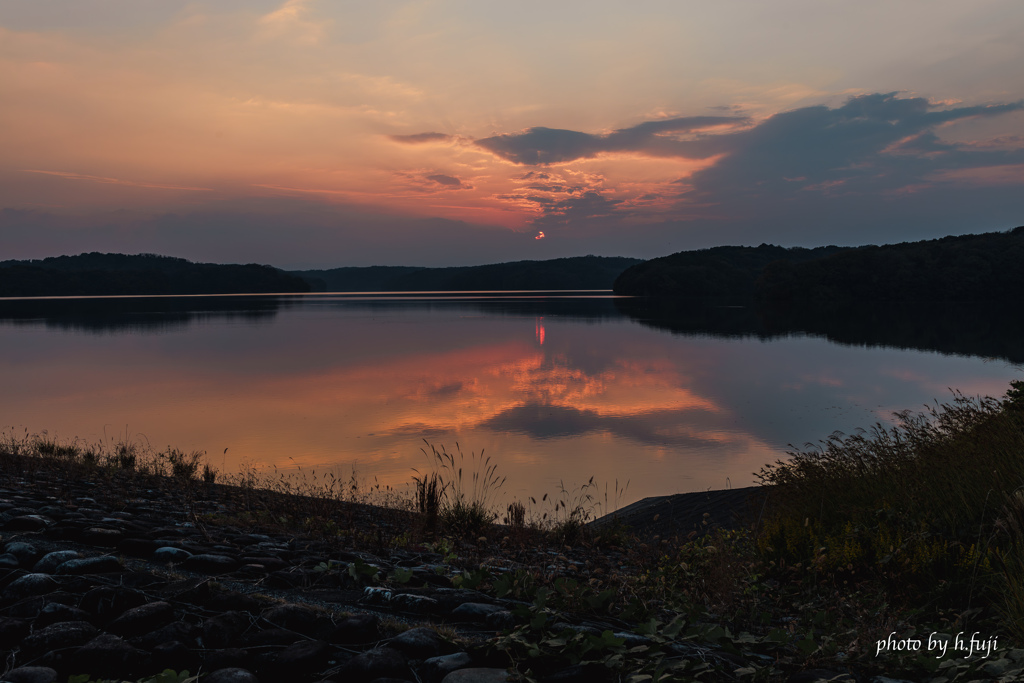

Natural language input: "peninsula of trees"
[613,226,1024,303]
[0,253,311,297]
[291,255,642,292]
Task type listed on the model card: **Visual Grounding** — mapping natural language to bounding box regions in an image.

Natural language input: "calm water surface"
[1,292,1020,508]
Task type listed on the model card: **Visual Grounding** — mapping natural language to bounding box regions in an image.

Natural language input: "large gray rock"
[33,602,92,629]
[340,645,411,681]
[181,553,239,573]
[73,634,147,679]
[107,600,175,635]
[202,610,250,648]
[262,603,325,636]
[79,585,146,622]
[55,555,123,574]
[267,639,331,675]
[137,619,199,649]
[4,574,58,599]
[32,550,80,574]
[0,666,59,683]
[485,610,516,630]
[204,669,260,683]
[21,621,99,657]
[3,515,52,532]
[3,541,40,567]
[451,602,504,622]
[79,527,123,547]
[389,626,448,659]
[421,652,474,683]
[330,613,381,644]
[152,546,192,563]
[0,616,30,642]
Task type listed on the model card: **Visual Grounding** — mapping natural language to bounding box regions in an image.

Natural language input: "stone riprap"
[1,455,877,683]
[0,468,529,683]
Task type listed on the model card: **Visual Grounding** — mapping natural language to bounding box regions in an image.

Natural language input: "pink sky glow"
[2,1,1022,267]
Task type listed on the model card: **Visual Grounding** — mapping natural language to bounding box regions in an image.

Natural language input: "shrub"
[756,384,1024,612]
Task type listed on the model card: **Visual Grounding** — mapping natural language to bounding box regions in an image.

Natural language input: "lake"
[1,292,1020,512]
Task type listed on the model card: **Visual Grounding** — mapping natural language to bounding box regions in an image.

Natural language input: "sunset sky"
[2,1,1022,268]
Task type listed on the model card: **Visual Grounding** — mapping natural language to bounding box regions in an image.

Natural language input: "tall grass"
[994,488,1024,637]
[1,426,163,475]
[549,477,597,543]
[414,440,506,536]
[755,381,1024,628]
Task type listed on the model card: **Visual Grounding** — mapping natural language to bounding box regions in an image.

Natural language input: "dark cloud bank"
[476,115,742,165]
[475,93,1022,178]
[472,93,1024,245]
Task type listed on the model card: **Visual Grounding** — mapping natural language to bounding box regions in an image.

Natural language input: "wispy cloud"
[259,0,326,44]
[392,171,473,193]
[425,174,465,188]
[22,170,212,192]
[389,132,459,145]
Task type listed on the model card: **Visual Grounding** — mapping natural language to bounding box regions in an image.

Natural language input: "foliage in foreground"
[757,380,1024,639]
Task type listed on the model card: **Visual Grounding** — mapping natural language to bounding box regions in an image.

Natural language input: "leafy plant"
[348,558,382,585]
[390,566,415,584]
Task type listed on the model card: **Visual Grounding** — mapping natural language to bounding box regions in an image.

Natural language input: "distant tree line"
[292,256,643,292]
[0,253,311,297]
[613,244,848,300]
[756,227,1024,302]
[613,226,1024,302]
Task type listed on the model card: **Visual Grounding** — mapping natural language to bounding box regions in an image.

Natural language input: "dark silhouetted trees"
[292,256,643,292]
[613,244,847,300]
[0,253,310,297]
[755,227,1024,303]
[613,226,1024,303]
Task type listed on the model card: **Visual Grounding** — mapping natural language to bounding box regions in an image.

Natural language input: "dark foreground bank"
[3,431,1021,682]
[0,453,838,683]
[0,253,310,298]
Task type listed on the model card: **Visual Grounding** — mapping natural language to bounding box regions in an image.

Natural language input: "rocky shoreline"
[6,452,900,683]
[0,461,536,682]
[3,453,768,683]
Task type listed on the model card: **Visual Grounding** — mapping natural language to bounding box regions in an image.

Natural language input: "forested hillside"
[613,244,848,300]
[293,255,642,292]
[613,227,1024,302]
[756,227,1024,302]
[0,253,310,297]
